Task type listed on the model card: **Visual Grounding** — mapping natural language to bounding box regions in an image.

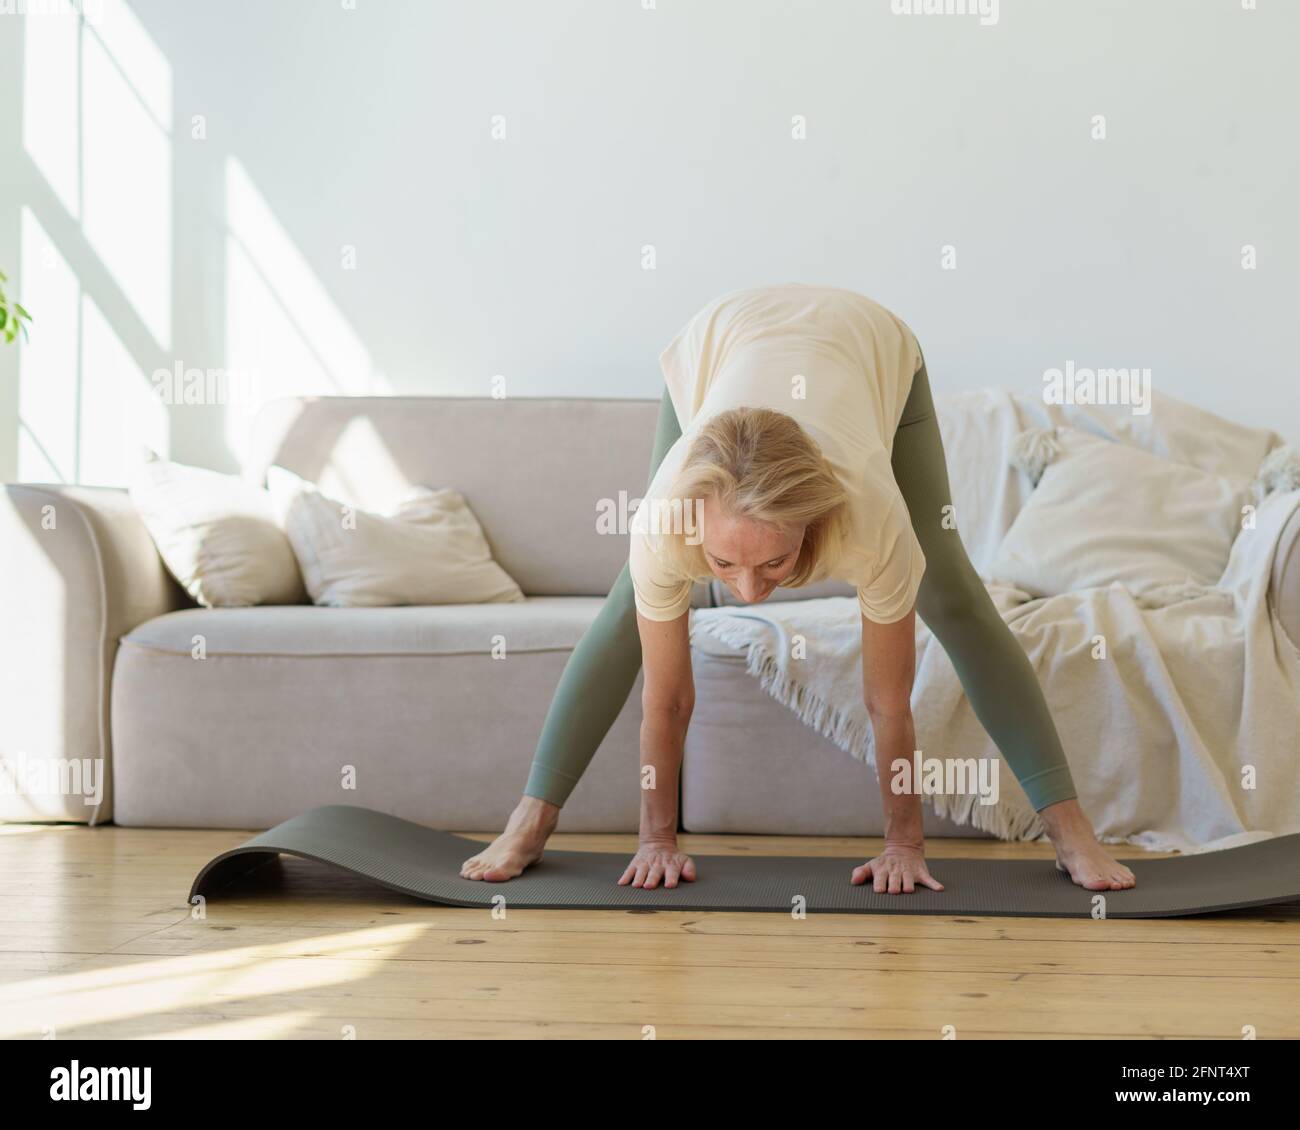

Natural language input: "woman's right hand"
[618,840,697,889]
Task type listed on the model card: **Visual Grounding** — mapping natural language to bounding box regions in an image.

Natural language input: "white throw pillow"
[987,428,1247,600]
[128,451,306,607]
[266,466,525,607]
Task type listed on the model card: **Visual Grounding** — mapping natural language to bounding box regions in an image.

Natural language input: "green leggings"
[524,363,1078,813]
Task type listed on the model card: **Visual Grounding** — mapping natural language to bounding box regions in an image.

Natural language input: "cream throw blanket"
[689,391,1300,854]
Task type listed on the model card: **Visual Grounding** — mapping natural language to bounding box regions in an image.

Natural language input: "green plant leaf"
[15,303,30,319]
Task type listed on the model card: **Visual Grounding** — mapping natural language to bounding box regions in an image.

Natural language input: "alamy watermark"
[1,752,104,807]
[890,0,999,28]
[891,750,999,805]
[599,491,705,544]
[1042,360,1151,415]
[49,1061,150,1110]
[150,362,262,415]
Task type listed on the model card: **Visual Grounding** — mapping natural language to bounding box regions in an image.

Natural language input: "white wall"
[2,0,1297,479]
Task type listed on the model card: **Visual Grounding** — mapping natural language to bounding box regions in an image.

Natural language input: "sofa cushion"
[1009,387,1280,482]
[122,597,605,656]
[929,387,1282,579]
[988,428,1247,600]
[249,397,667,598]
[112,597,646,832]
[266,466,525,608]
[128,451,306,607]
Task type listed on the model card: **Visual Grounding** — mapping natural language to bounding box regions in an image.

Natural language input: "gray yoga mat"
[189,804,1300,918]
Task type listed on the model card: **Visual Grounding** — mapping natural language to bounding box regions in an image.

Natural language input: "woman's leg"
[889,362,1077,812]
[524,389,683,805]
[462,390,682,880]
[889,360,1134,890]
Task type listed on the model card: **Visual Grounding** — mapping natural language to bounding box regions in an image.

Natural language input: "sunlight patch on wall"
[223,156,389,464]
[15,0,175,485]
[90,0,172,127]
[81,0,172,350]
[312,416,414,514]
[79,295,169,485]
[17,210,79,484]
[21,8,80,219]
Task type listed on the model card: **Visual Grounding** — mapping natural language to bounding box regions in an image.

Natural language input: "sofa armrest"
[0,484,188,824]
[1272,500,1300,652]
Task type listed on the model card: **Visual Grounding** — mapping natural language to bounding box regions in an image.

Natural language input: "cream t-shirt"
[629,283,926,624]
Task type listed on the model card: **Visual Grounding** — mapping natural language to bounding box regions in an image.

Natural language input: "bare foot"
[460,796,560,882]
[1039,798,1136,891]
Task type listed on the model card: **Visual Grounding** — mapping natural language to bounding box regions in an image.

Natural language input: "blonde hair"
[657,407,848,587]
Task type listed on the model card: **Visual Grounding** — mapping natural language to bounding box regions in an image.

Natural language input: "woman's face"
[699,496,805,604]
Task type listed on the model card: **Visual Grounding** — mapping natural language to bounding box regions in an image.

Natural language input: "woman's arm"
[862,609,921,845]
[636,609,694,838]
[617,610,698,889]
[855,608,944,894]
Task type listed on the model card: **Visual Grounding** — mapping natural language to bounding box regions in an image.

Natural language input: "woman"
[462,284,1137,894]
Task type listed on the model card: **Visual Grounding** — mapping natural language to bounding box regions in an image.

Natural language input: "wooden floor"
[3,823,1299,1040]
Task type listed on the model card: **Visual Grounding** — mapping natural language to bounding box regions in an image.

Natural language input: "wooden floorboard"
[2,823,1298,1040]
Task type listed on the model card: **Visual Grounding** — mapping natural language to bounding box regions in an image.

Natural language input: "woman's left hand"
[618,839,697,890]
[851,845,944,894]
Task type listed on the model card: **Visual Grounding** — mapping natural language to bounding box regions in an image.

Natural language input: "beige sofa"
[3,390,1296,835]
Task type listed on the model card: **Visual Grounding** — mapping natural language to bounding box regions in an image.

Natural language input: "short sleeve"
[857,520,926,625]
[657,317,704,430]
[895,317,924,376]
[629,526,694,622]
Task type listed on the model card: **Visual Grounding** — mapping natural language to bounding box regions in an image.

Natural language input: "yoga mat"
[189,804,1300,918]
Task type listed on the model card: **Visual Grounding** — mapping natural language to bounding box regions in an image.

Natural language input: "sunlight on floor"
[0,922,426,1039]
[151,1011,330,1040]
